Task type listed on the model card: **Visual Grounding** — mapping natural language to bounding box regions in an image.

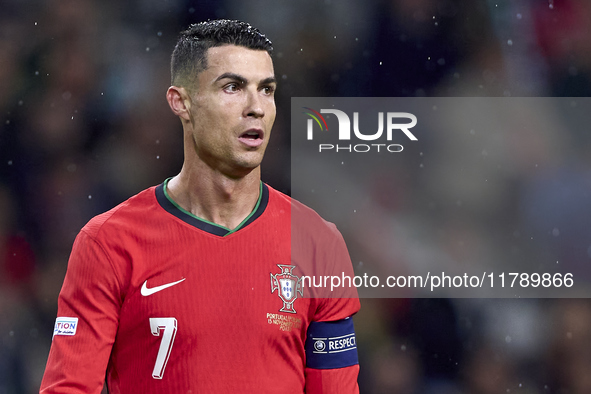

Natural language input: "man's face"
[188,45,276,177]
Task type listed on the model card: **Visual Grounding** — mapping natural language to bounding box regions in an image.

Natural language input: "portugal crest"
[270,265,303,313]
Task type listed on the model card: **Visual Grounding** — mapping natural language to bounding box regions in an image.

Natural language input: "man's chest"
[109,232,312,384]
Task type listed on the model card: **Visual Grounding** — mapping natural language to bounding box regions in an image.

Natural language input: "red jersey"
[40,181,360,393]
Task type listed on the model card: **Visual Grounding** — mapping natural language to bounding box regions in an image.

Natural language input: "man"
[40,20,360,393]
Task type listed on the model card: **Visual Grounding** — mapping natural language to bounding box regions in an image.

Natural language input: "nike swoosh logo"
[141,278,186,296]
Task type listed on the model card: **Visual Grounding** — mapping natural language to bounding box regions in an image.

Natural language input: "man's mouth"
[241,130,262,140]
[238,129,265,147]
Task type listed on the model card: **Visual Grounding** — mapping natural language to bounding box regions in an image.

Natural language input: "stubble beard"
[194,142,266,180]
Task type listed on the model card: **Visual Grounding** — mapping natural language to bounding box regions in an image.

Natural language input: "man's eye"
[224,83,239,92]
[262,86,275,95]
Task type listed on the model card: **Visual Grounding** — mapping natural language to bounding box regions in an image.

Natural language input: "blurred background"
[2,0,591,392]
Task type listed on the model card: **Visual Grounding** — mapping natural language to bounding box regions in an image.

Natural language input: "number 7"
[149,317,178,379]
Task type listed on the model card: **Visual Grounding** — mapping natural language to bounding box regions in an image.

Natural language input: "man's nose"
[244,88,265,118]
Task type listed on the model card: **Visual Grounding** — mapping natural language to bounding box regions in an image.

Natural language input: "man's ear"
[166,86,191,121]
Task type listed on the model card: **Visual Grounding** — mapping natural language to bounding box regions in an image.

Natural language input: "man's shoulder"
[265,183,291,205]
[265,183,339,236]
[81,185,159,239]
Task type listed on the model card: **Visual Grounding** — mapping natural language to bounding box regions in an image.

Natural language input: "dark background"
[2,0,591,392]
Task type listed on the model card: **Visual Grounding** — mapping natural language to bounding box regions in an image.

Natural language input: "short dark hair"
[171,19,273,87]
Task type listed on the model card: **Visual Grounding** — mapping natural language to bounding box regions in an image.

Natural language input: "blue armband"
[305,317,358,369]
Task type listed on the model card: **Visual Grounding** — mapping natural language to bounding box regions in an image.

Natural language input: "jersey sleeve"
[40,229,123,394]
[304,318,360,394]
[304,365,360,394]
[312,222,360,321]
[305,223,361,393]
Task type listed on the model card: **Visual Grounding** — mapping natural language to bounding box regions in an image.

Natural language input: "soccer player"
[40,20,360,393]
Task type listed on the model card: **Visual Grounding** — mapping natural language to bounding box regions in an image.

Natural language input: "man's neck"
[166,165,261,231]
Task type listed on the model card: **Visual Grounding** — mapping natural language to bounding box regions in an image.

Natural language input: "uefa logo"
[314,340,326,352]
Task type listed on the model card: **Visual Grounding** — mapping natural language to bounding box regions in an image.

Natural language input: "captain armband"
[305,317,358,369]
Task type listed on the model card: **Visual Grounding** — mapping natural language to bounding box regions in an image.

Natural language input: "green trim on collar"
[162,178,264,236]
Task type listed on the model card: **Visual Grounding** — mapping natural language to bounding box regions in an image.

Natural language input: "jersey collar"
[155,178,269,237]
